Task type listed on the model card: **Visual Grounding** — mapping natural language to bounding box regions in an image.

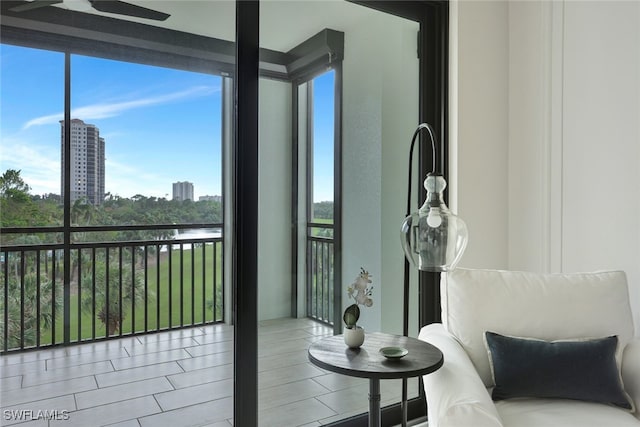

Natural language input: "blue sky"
[312,70,335,203]
[1,44,222,200]
[1,43,335,202]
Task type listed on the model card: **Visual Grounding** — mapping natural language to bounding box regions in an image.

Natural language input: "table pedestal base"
[369,378,381,427]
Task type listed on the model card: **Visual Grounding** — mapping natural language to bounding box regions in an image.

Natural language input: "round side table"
[308,331,443,427]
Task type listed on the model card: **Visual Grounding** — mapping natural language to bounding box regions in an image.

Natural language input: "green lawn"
[42,244,223,344]
[309,218,334,239]
[311,218,333,224]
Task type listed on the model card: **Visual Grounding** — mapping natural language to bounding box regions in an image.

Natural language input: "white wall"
[380,21,420,336]
[508,1,562,273]
[453,0,640,333]
[254,0,640,334]
[451,0,509,271]
[341,10,419,335]
[256,3,419,332]
[560,1,640,332]
[258,78,292,321]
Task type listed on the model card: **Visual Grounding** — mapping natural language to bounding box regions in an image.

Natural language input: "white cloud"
[0,140,169,198]
[0,139,60,195]
[23,85,219,129]
[105,158,170,198]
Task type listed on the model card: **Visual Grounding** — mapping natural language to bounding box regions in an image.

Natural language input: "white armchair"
[419,268,640,427]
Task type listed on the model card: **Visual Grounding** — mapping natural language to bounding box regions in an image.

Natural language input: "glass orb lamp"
[399,123,469,427]
[400,123,468,272]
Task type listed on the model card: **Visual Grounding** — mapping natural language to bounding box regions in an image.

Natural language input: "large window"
[0,44,225,348]
[306,70,338,326]
[1,0,448,424]
[310,70,335,224]
[1,47,224,233]
[70,55,223,227]
[0,45,64,229]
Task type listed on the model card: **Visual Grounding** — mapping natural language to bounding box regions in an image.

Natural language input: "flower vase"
[344,326,365,348]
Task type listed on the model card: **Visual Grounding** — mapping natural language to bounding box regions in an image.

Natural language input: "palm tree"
[80,250,149,336]
[205,281,224,322]
[0,271,62,350]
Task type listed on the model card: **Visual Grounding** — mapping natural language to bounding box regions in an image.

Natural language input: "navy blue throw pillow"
[484,331,632,409]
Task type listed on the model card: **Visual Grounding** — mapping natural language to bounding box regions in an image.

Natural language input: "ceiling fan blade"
[88,0,169,21]
[9,0,63,12]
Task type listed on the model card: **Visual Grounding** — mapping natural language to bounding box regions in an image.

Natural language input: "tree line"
[0,169,221,349]
[1,169,333,234]
[0,169,222,244]
[0,169,329,350]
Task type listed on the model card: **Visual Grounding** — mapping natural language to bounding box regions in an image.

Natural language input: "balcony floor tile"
[154,378,233,411]
[49,396,161,427]
[0,376,97,407]
[0,374,23,391]
[75,377,174,410]
[183,339,233,357]
[176,351,232,371]
[137,396,233,427]
[21,360,114,387]
[259,378,330,410]
[123,336,200,356]
[45,348,129,370]
[95,361,184,388]
[0,360,45,377]
[0,395,76,426]
[0,319,420,426]
[110,348,192,370]
[167,363,233,389]
[257,396,337,427]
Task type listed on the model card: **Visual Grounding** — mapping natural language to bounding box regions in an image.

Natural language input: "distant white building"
[60,119,105,205]
[173,181,194,201]
[198,195,222,202]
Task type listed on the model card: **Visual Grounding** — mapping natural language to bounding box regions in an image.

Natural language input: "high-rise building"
[60,119,105,206]
[173,181,194,201]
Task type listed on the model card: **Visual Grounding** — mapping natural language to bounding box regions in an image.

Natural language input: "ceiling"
[34,0,409,52]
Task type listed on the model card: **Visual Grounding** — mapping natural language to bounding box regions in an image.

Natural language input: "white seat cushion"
[496,398,639,427]
[442,268,635,387]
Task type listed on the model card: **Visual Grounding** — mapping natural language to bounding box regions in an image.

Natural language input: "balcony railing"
[0,224,224,353]
[307,223,334,325]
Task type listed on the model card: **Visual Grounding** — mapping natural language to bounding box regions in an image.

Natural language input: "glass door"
[306,70,337,327]
[258,1,421,424]
[0,1,239,425]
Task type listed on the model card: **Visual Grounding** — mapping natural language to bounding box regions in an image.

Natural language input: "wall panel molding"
[547,0,564,273]
[508,0,563,273]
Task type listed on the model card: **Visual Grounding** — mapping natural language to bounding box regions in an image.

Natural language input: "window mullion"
[63,51,71,345]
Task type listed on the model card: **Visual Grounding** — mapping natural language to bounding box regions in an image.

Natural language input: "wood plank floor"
[0,318,419,427]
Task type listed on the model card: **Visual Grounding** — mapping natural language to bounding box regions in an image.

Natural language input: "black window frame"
[324,1,450,425]
[289,33,344,332]
[0,0,448,424]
